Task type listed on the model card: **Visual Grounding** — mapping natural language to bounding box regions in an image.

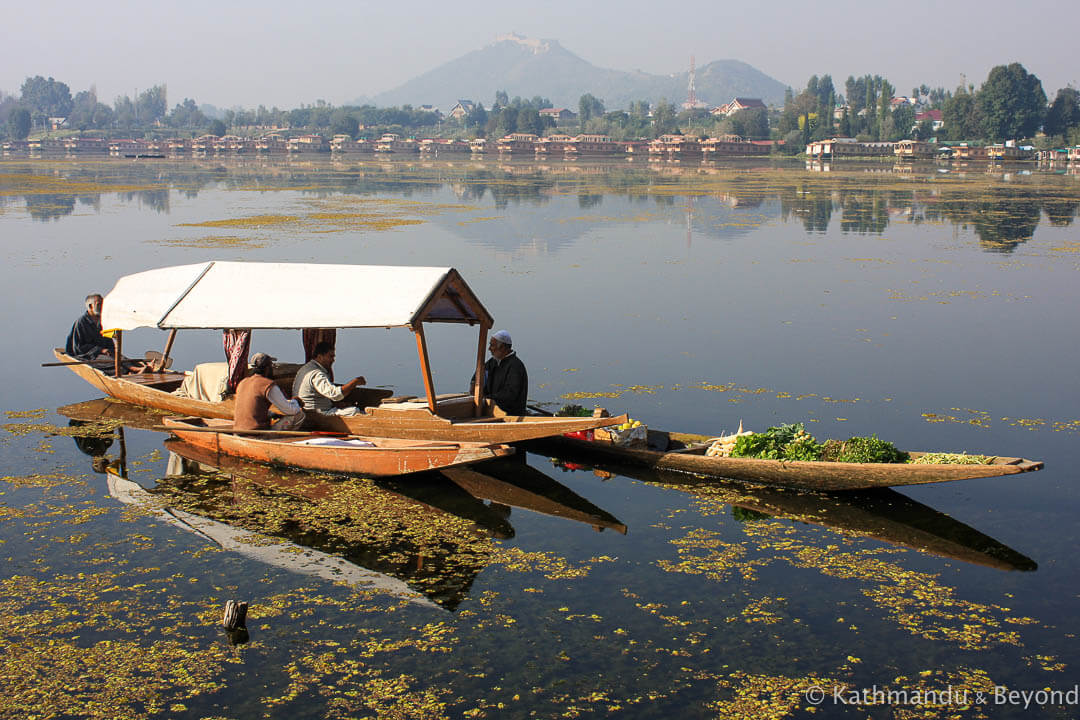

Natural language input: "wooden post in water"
[222,600,248,630]
[413,324,437,414]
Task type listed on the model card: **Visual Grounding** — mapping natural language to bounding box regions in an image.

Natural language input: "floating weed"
[560,390,623,400]
[708,671,845,718]
[178,214,298,228]
[492,547,604,580]
[0,172,161,196]
[156,234,269,249]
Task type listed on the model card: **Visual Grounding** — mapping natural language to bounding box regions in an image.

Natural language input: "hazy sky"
[4,0,1077,110]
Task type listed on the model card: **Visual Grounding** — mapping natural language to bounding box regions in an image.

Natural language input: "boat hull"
[55,349,625,442]
[531,430,1043,491]
[162,417,513,476]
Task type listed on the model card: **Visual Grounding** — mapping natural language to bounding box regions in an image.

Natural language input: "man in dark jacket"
[473,329,528,416]
[65,294,114,361]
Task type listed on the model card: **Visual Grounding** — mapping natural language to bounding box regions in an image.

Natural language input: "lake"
[1,154,1078,719]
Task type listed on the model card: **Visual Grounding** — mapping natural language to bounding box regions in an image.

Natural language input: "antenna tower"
[687,55,698,107]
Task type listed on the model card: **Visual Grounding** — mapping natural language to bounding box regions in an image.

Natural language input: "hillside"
[365,34,788,112]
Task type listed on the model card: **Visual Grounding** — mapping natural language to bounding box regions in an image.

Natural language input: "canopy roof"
[101,262,492,331]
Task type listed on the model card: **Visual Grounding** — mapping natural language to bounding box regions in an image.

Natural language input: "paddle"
[152,425,346,437]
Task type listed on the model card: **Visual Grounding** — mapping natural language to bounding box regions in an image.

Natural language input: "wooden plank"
[413,325,437,414]
[474,325,489,417]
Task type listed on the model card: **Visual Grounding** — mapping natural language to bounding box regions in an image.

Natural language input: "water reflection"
[2,158,1078,251]
[541,451,1037,572]
[58,398,628,610]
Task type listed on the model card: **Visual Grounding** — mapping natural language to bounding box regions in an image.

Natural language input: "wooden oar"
[153,425,345,437]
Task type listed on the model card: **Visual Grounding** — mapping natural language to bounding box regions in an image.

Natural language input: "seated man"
[292,341,367,417]
[65,294,114,361]
[471,329,528,416]
[65,293,151,373]
[234,353,305,431]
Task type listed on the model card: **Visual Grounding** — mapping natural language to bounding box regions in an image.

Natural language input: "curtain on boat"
[222,329,250,394]
[302,328,337,381]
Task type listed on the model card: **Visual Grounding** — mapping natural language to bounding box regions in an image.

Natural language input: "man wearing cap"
[65,293,114,362]
[234,353,306,431]
[472,330,528,416]
[292,341,367,417]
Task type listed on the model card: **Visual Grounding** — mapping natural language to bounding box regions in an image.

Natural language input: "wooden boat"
[53,262,625,442]
[162,416,514,476]
[161,438,504,608]
[530,429,1043,492]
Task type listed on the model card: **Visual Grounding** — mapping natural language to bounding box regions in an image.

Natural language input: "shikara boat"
[531,429,1044,492]
[162,416,514,477]
[54,261,624,441]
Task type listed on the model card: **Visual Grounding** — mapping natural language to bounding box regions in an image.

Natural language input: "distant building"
[711,98,766,117]
[417,105,442,118]
[915,109,944,132]
[448,101,476,120]
[539,107,578,124]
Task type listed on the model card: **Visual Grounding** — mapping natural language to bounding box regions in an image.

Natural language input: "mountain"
[365,34,788,112]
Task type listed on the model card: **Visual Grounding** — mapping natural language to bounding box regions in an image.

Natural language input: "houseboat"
[806,138,894,159]
[894,140,938,160]
[702,136,771,157]
[986,143,1032,162]
[535,134,573,156]
[288,135,329,154]
[191,135,217,154]
[331,135,374,154]
[948,143,988,161]
[256,134,287,154]
[64,137,108,154]
[418,138,469,155]
[373,133,417,154]
[28,138,66,153]
[565,134,617,157]
[166,138,191,154]
[649,135,703,159]
[495,133,538,155]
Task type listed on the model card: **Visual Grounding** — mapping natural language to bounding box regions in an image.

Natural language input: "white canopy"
[101,261,492,331]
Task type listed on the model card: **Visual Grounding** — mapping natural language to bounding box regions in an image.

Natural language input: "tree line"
[4,64,1079,147]
[779,63,1080,147]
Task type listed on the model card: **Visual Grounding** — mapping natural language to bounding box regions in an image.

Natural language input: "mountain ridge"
[360,35,788,112]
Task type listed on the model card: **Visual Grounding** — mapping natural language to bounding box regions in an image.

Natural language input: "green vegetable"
[823,436,909,463]
[731,423,824,461]
[556,404,592,417]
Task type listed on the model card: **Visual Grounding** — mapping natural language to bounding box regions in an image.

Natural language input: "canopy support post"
[413,324,437,414]
[473,325,489,417]
[160,329,177,370]
[113,330,123,377]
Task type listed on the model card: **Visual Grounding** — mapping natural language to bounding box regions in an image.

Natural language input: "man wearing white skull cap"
[471,329,528,415]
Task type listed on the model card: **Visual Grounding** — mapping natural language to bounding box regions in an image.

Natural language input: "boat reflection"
[59,399,628,609]
[547,459,1036,572]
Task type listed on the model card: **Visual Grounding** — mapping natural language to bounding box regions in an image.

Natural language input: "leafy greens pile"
[730,423,909,463]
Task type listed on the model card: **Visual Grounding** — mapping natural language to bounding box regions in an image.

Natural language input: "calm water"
[2,155,1079,719]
